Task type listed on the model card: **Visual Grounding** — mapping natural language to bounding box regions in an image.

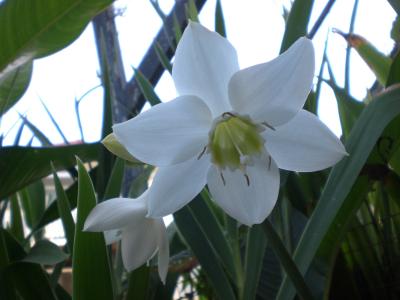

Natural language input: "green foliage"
[72,158,114,300]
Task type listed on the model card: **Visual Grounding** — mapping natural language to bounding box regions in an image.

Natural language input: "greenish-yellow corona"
[207,112,266,171]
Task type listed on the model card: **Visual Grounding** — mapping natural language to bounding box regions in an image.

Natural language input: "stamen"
[197,146,207,160]
[244,173,250,186]
[222,112,236,119]
[261,121,276,131]
[220,172,226,185]
[268,155,272,170]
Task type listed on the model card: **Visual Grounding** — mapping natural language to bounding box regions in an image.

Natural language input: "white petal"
[229,37,315,125]
[113,95,212,167]
[84,197,147,232]
[121,220,158,272]
[264,110,347,172]
[207,157,280,226]
[147,157,210,217]
[104,229,123,245]
[172,22,239,117]
[155,219,169,284]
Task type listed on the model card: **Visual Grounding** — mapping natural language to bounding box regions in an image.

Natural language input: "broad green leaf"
[335,31,391,86]
[0,143,101,199]
[52,166,75,253]
[0,62,32,117]
[277,85,400,300]
[0,0,113,79]
[280,0,314,53]
[243,225,267,300]
[23,240,68,265]
[72,158,113,300]
[174,197,236,300]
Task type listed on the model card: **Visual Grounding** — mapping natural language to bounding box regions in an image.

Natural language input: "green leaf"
[6,262,58,300]
[0,143,101,199]
[215,0,226,37]
[277,85,400,300]
[134,68,162,106]
[243,225,267,300]
[103,157,125,200]
[154,43,173,74]
[72,157,113,300]
[9,194,24,242]
[0,62,32,117]
[280,0,314,53]
[262,220,314,300]
[388,0,400,16]
[335,31,391,86]
[20,114,52,146]
[324,79,364,139]
[0,229,57,300]
[125,266,151,300]
[23,240,68,265]
[52,165,75,253]
[387,50,400,87]
[192,191,237,280]
[174,198,236,300]
[0,0,113,79]
[19,180,46,231]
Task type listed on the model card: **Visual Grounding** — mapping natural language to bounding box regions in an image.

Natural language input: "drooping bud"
[102,133,140,163]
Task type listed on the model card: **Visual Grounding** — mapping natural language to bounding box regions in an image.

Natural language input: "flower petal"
[113,95,212,167]
[172,22,239,116]
[84,197,147,232]
[121,219,158,272]
[104,229,123,245]
[147,157,210,217]
[207,157,280,226]
[155,219,169,284]
[228,37,315,125]
[264,110,347,172]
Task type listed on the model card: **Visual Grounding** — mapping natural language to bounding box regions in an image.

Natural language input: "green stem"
[262,220,314,300]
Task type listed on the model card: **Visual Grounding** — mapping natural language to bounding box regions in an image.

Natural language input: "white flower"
[113,22,347,226]
[84,193,169,283]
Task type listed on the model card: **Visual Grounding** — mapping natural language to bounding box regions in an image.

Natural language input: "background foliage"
[1,0,400,299]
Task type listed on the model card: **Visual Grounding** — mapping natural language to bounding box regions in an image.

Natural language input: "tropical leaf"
[277,85,400,300]
[0,143,101,199]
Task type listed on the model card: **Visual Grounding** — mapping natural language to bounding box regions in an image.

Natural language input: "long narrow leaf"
[277,85,400,300]
[72,158,113,299]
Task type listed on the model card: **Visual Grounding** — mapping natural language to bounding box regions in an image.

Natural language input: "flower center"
[207,112,266,171]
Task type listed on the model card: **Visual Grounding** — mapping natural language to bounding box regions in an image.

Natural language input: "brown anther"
[244,174,250,186]
[220,172,226,185]
[222,112,236,119]
[197,146,207,160]
[261,121,276,131]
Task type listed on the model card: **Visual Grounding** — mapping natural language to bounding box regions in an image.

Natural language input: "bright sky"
[0,0,396,146]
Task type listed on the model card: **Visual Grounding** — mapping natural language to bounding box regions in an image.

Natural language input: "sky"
[0,0,397,146]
